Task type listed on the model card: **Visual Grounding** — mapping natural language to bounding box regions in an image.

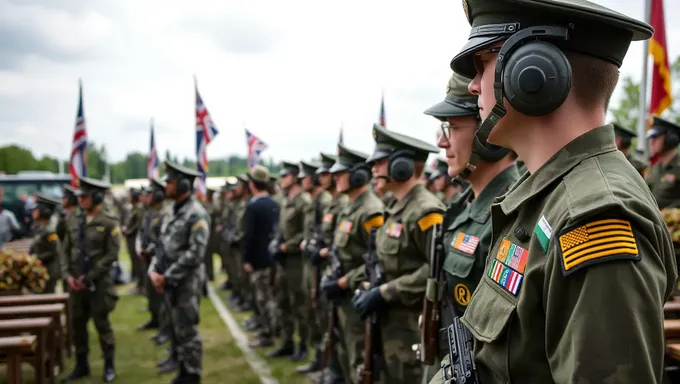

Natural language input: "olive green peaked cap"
[279,161,300,176]
[317,152,337,174]
[75,176,110,196]
[452,0,654,78]
[424,72,479,120]
[329,143,369,174]
[299,160,320,178]
[150,177,166,191]
[611,122,637,139]
[36,193,60,209]
[647,116,680,139]
[429,158,449,181]
[164,161,202,179]
[367,123,440,163]
[62,184,77,198]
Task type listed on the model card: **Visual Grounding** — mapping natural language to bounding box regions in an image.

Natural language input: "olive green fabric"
[626,153,648,176]
[645,153,680,209]
[423,72,479,119]
[368,123,441,163]
[318,152,337,173]
[455,125,676,383]
[279,160,300,176]
[31,219,62,293]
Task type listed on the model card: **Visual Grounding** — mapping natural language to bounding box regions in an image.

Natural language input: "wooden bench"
[0,293,72,357]
[1,238,33,254]
[0,304,65,370]
[0,335,37,384]
[668,343,680,361]
[0,317,55,384]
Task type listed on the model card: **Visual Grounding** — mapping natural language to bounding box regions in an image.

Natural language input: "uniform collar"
[387,183,425,216]
[349,190,371,213]
[469,164,519,222]
[500,125,617,215]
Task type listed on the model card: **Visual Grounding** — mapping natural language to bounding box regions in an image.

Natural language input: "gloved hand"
[321,278,345,301]
[351,286,384,319]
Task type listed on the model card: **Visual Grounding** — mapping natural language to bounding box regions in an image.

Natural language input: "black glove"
[351,286,384,319]
[321,278,345,301]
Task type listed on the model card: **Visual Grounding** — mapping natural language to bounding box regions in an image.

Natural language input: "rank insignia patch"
[495,238,529,274]
[556,218,639,276]
[488,259,523,296]
[451,232,480,255]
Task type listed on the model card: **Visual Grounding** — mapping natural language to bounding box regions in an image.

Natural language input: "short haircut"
[414,162,426,178]
[567,51,620,111]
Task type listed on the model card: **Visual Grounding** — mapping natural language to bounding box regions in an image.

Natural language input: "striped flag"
[648,0,672,119]
[194,79,218,200]
[379,91,386,128]
[69,79,88,187]
[147,118,159,180]
[245,129,268,169]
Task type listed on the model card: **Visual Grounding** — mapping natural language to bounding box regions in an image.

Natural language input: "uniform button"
[514,227,530,242]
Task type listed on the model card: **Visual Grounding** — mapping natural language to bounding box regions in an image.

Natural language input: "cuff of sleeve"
[379,282,397,302]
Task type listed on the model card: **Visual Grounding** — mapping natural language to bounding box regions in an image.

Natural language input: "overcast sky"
[1,0,678,166]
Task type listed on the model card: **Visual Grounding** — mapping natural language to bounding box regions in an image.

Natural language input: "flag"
[195,79,219,200]
[246,129,268,169]
[379,91,386,128]
[338,124,344,144]
[69,80,88,187]
[147,118,159,180]
[649,0,672,118]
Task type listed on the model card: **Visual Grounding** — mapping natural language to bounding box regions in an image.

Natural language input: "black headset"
[64,193,78,207]
[349,163,370,189]
[666,130,680,150]
[388,149,416,182]
[37,205,54,219]
[312,173,321,187]
[92,190,104,205]
[619,135,632,150]
[152,188,165,203]
[177,177,192,195]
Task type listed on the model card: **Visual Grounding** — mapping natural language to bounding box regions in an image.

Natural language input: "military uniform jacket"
[158,196,210,286]
[137,206,165,258]
[461,126,677,384]
[377,183,445,307]
[62,209,122,285]
[233,199,247,245]
[31,220,63,281]
[335,190,384,291]
[124,203,142,237]
[280,189,312,254]
[322,193,349,246]
[305,190,332,245]
[441,165,519,321]
[645,152,680,209]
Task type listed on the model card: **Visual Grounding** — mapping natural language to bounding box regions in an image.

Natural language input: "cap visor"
[315,167,330,175]
[450,35,506,78]
[424,100,476,119]
[365,150,392,164]
[646,127,664,139]
[329,163,350,174]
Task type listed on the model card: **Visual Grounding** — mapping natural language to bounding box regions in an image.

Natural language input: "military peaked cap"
[249,165,271,183]
[62,184,77,197]
[451,0,653,78]
[75,176,111,196]
[611,122,637,139]
[299,160,320,178]
[164,161,202,180]
[151,177,166,191]
[317,152,337,174]
[429,158,449,181]
[236,174,249,184]
[424,72,479,120]
[36,194,60,209]
[647,116,680,139]
[367,123,440,163]
[139,185,151,194]
[279,161,300,177]
[329,143,369,174]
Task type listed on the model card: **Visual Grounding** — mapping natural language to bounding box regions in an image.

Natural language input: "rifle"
[320,244,342,370]
[305,198,325,309]
[361,227,383,384]
[77,214,95,292]
[420,222,444,364]
[441,317,479,384]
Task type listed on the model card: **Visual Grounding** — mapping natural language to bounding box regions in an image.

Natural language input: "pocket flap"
[461,279,515,343]
[334,231,349,247]
[443,248,476,279]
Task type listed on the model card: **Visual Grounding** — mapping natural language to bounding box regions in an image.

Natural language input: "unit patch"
[488,259,523,296]
[454,283,471,306]
[557,218,639,276]
[495,237,529,274]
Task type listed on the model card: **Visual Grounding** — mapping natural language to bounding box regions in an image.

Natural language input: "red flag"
[649,0,672,118]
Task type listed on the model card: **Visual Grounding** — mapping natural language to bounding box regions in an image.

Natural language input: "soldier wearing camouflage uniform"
[149,161,210,384]
[201,188,218,282]
[29,194,63,294]
[61,176,120,383]
[217,183,235,290]
[267,160,312,359]
[124,188,143,292]
[352,124,445,384]
[228,176,252,311]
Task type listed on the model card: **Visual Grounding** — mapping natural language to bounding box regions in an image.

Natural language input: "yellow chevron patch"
[363,215,384,233]
[557,218,639,276]
[47,233,58,242]
[417,212,443,232]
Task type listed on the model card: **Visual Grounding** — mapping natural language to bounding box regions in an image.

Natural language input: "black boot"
[156,353,175,367]
[266,339,295,358]
[316,366,344,384]
[170,363,201,384]
[137,319,159,331]
[155,333,170,346]
[103,358,116,382]
[295,347,322,373]
[61,353,90,382]
[157,355,179,375]
[290,342,308,362]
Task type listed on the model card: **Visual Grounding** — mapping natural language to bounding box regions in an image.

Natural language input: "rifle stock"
[420,222,444,364]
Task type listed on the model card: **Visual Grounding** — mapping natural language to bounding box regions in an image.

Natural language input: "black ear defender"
[92,191,104,205]
[349,163,370,189]
[37,205,54,219]
[388,149,416,182]
[178,177,192,195]
[666,130,680,150]
[153,189,165,203]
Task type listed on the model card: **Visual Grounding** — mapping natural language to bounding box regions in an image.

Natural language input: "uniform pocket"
[443,248,476,279]
[462,279,515,343]
[380,236,401,274]
[334,231,349,248]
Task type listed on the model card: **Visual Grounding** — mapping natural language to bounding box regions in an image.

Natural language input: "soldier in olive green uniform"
[268,161,313,359]
[298,160,332,366]
[646,116,680,209]
[30,194,63,293]
[202,188,217,282]
[428,159,449,203]
[231,176,253,311]
[218,183,236,291]
[420,72,520,383]
[612,122,648,176]
[124,188,143,292]
[61,176,120,383]
[441,1,677,383]
[58,185,80,293]
[352,123,445,383]
[320,143,384,383]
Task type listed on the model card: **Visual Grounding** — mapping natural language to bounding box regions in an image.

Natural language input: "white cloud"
[0,0,678,170]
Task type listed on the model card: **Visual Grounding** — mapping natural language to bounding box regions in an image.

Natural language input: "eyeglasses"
[439,121,479,140]
[473,47,501,75]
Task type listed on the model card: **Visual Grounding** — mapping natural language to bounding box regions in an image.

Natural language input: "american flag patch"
[451,232,480,255]
[386,222,402,237]
[339,220,353,233]
[323,213,334,223]
[488,259,523,296]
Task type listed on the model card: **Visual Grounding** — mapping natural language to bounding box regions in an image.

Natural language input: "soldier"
[352,123,445,383]
[230,176,253,311]
[421,72,520,383]
[646,116,680,209]
[441,178,462,206]
[29,194,63,293]
[123,188,143,292]
[217,182,235,291]
[57,184,80,293]
[202,188,218,283]
[444,0,677,382]
[428,159,449,203]
[612,122,648,176]
[319,143,384,383]
[267,160,312,359]
[148,161,209,384]
[61,176,120,383]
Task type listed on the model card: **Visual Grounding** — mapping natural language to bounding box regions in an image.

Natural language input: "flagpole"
[636,0,652,158]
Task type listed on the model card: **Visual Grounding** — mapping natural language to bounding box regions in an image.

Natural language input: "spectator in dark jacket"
[244,165,280,348]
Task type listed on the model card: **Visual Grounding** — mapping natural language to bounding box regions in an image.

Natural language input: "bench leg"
[8,354,23,384]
